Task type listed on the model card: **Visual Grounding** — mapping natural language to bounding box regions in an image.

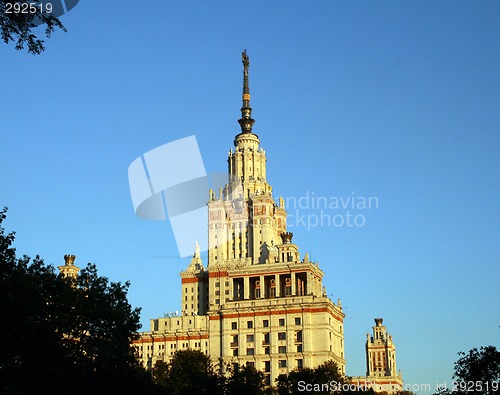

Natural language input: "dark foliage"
[434,346,500,395]
[225,362,267,395]
[0,208,155,395]
[0,0,66,54]
[276,360,346,394]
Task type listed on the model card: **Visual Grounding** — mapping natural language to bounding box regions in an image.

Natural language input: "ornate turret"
[237,50,256,135]
[58,254,80,280]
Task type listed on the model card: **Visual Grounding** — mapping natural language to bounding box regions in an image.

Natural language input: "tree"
[225,362,266,395]
[452,346,500,395]
[153,349,222,395]
[276,360,346,394]
[0,0,66,54]
[433,346,500,395]
[0,208,154,395]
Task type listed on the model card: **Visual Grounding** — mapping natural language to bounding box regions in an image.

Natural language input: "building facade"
[132,51,346,385]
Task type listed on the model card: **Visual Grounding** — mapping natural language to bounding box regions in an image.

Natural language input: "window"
[264,361,271,372]
[263,333,270,344]
[247,348,254,356]
[295,317,301,325]
[233,349,238,356]
[278,332,286,340]
[225,289,229,295]
[231,322,237,330]
[225,281,229,286]
[279,360,287,368]
[264,346,270,354]
[297,345,303,352]
[215,282,220,288]
[247,334,254,343]
[263,319,269,328]
[215,299,220,304]
[278,346,287,353]
[279,318,285,326]
[247,320,253,329]
[296,359,303,368]
[296,330,303,342]
[246,361,255,368]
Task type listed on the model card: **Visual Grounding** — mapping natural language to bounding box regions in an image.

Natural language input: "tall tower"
[135,52,346,385]
[366,318,398,377]
[208,50,288,268]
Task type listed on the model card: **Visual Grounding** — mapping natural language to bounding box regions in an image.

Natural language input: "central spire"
[238,50,256,134]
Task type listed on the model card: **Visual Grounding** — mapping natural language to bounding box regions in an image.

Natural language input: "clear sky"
[1,1,499,392]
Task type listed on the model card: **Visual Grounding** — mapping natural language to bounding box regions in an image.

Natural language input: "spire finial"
[238,50,255,134]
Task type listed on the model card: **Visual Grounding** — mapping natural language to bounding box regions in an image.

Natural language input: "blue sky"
[1,1,499,392]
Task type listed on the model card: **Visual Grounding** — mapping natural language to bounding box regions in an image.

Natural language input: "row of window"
[140,341,208,352]
[231,317,301,330]
[244,359,303,372]
[233,345,303,360]
[231,331,302,346]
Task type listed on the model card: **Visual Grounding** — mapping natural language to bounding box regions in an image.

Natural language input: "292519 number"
[452,381,499,392]
[5,2,53,15]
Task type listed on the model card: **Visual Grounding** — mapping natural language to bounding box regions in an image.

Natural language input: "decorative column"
[244,276,250,300]
[274,274,280,297]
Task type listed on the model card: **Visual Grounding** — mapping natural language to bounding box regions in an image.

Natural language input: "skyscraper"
[133,51,346,385]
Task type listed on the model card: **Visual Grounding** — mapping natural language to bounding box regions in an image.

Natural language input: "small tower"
[366,318,398,377]
[180,242,208,315]
[58,254,80,279]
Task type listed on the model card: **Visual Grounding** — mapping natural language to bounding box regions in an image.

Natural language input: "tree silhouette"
[433,346,500,395]
[276,359,346,394]
[152,349,222,395]
[225,362,266,395]
[0,208,155,395]
[0,0,66,54]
